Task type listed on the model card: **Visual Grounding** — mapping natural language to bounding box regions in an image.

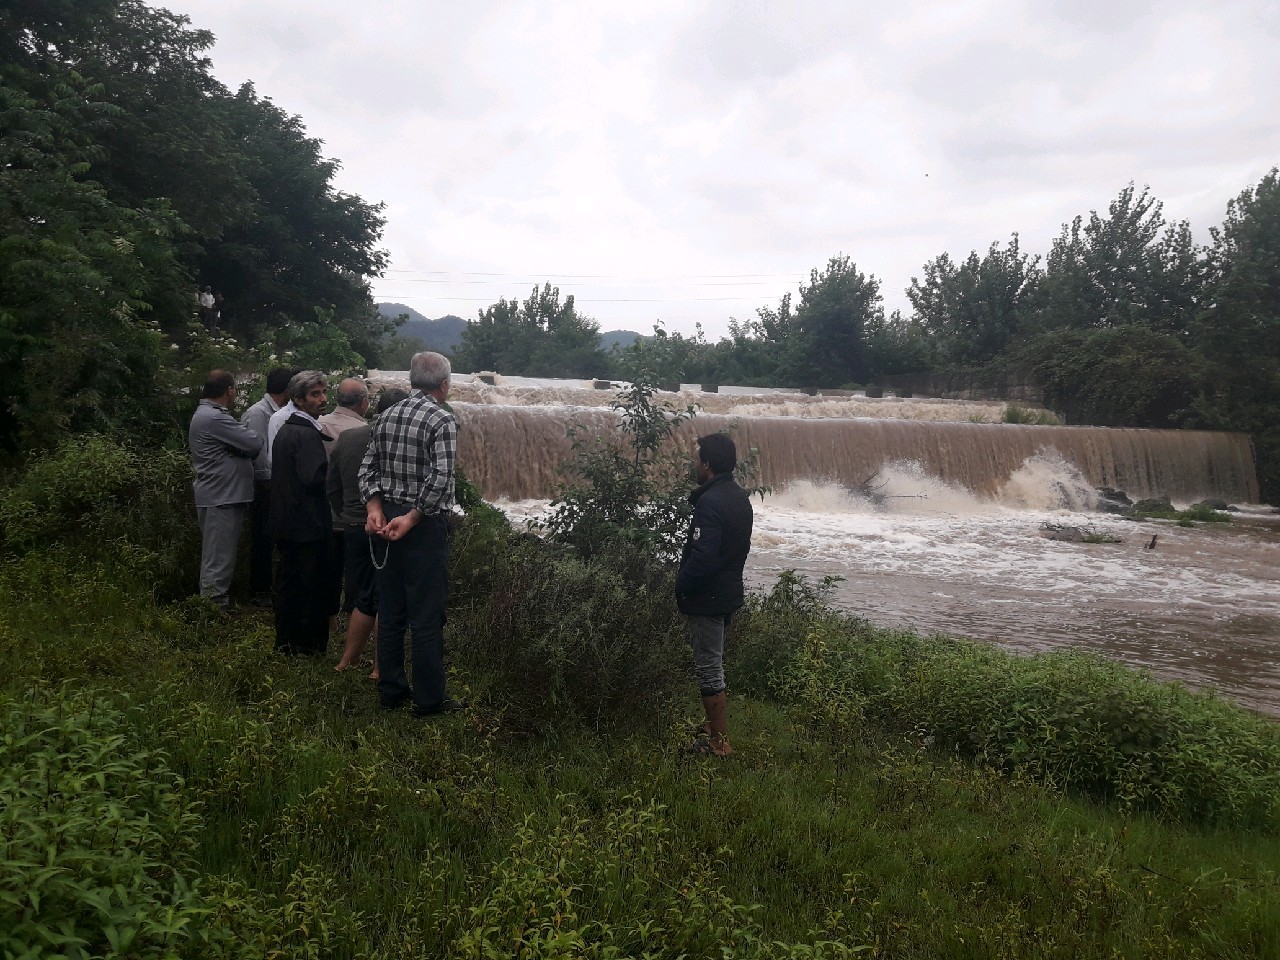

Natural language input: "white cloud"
[171,0,1280,335]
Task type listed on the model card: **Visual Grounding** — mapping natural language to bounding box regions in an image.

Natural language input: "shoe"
[248,593,272,609]
[412,698,468,717]
[379,693,411,711]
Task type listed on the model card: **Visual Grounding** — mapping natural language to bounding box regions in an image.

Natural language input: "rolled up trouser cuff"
[687,613,728,697]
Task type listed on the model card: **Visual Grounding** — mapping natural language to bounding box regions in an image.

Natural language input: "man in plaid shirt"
[358,351,466,716]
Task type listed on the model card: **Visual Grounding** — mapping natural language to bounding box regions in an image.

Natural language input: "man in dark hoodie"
[269,370,331,655]
[675,432,753,757]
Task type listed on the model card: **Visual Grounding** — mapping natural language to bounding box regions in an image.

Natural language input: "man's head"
[375,388,409,416]
[288,370,329,418]
[265,367,298,401]
[695,433,737,481]
[335,377,370,416]
[202,369,236,404]
[409,351,451,397]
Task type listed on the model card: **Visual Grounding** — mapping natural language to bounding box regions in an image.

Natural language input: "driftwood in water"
[853,470,927,508]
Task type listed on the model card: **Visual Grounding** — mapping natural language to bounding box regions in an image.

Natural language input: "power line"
[383,269,802,281]
[376,294,767,303]
[379,277,781,287]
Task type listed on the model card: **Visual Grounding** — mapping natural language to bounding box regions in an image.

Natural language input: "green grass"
[1131,503,1234,525]
[3,544,1280,959]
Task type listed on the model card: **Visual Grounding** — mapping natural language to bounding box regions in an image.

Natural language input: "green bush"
[1003,404,1062,425]
[761,613,1280,827]
[451,796,870,959]
[0,688,207,958]
[0,435,197,598]
[539,374,696,562]
[729,570,846,696]
[451,536,688,732]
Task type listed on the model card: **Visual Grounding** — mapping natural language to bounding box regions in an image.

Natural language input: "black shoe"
[248,592,273,609]
[412,698,468,717]
[379,694,412,711]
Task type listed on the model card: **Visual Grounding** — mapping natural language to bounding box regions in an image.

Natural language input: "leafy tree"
[539,374,697,561]
[0,61,185,451]
[0,0,391,454]
[1037,184,1203,336]
[908,235,1040,365]
[613,322,715,385]
[201,82,389,349]
[1019,327,1204,428]
[1192,168,1280,502]
[791,255,881,386]
[454,283,608,377]
[863,309,932,378]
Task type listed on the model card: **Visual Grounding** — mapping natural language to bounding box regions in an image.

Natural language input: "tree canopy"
[0,0,388,452]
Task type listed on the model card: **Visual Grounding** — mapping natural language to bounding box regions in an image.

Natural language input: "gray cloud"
[169,0,1279,335]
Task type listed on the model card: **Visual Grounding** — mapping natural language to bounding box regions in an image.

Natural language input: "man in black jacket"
[675,432,753,757]
[269,370,331,655]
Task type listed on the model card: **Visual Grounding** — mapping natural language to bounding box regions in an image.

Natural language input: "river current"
[375,372,1280,717]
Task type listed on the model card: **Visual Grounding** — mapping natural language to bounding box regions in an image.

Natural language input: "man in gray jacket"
[189,370,263,609]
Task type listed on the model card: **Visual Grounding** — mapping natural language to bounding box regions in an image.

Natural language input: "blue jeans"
[375,505,450,710]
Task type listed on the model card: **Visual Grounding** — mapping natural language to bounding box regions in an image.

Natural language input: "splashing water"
[997,449,1100,511]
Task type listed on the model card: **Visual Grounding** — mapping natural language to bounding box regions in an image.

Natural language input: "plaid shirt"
[357,391,458,516]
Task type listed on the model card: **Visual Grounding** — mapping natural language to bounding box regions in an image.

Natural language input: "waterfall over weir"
[452,403,1260,505]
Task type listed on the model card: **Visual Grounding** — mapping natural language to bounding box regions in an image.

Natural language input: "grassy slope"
[3,559,1279,959]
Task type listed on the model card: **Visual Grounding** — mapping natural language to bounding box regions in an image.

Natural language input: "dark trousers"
[248,480,274,595]
[274,538,330,655]
[325,529,345,616]
[375,505,449,710]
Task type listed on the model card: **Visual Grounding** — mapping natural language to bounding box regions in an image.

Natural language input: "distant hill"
[377,303,467,355]
[377,305,644,360]
[600,329,643,351]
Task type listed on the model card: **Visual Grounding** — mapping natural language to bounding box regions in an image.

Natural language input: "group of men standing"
[188,353,753,750]
[188,352,464,716]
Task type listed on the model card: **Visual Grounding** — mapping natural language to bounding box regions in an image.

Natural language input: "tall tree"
[791,255,881,386]
[0,0,391,453]
[1193,168,1280,502]
[1037,183,1202,336]
[908,235,1039,366]
[453,284,607,378]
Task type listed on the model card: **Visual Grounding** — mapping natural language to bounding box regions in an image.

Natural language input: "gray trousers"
[686,614,729,697]
[197,503,248,607]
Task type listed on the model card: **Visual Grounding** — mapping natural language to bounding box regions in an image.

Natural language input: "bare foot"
[335,661,355,672]
[369,670,380,682]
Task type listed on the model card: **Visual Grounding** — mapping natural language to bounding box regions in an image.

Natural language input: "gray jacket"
[240,393,279,481]
[189,399,263,506]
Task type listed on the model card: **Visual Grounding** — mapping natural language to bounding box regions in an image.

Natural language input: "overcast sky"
[171,0,1278,337]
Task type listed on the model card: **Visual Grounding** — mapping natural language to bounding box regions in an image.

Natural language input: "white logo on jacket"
[692,527,701,540]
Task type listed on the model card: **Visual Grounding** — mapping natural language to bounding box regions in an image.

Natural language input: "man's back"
[676,474,753,616]
[189,400,261,506]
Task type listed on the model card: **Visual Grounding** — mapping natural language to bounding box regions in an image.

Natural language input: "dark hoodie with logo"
[675,473,753,617]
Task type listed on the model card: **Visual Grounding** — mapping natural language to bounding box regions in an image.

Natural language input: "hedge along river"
[376,372,1280,716]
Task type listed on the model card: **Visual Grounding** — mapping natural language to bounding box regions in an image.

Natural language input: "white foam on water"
[997,449,1099,511]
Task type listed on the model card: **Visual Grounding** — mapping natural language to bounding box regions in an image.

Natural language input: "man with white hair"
[358,351,464,715]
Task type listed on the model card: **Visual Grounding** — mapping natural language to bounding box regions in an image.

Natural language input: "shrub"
[756,611,1280,828]
[450,537,688,733]
[539,374,696,562]
[0,435,197,598]
[729,570,846,696]
[1003,404,1062,425]
[0,688,207,958]
[451,796,870,959]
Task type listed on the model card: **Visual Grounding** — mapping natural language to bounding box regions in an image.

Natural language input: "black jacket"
[675,473,753,616]
[268,414,331,542]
